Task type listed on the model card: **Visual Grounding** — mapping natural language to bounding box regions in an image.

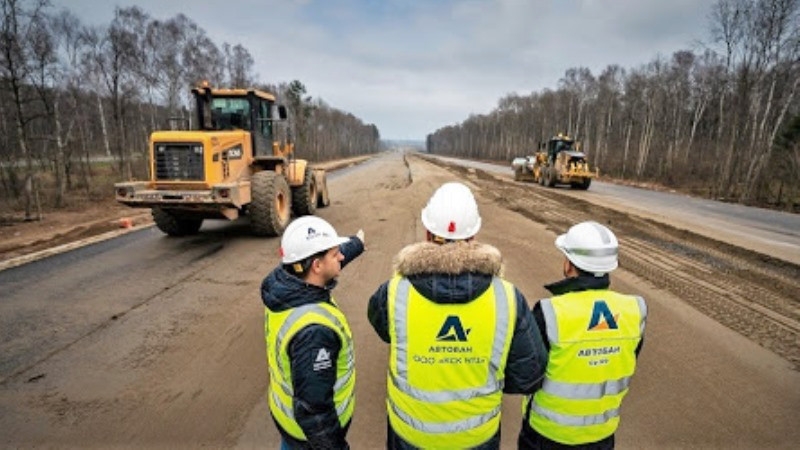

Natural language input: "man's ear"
[563,258,577,277]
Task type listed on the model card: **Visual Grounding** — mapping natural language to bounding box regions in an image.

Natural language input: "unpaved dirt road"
[1,151,798,449]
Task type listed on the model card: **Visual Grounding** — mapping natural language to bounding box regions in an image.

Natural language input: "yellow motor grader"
[114,82,329,236]
[511,134,597,189]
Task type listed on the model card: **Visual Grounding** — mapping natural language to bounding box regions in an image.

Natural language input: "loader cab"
[192,84,289,157]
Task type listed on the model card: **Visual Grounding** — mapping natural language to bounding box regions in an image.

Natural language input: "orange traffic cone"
[119,217,133,229]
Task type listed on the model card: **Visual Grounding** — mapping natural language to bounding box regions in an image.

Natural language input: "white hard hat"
[555,221,618,275]
[421,182,482,240]
[281,216,349,264]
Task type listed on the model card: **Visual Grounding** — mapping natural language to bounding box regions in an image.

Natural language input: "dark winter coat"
[261,236,364,450]
[518,274,644,450]
[368,240,548,450]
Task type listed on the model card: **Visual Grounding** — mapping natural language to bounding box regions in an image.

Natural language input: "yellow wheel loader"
[114,82,329,237]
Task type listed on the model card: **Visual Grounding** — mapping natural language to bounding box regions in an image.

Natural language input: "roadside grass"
[1,161,124,223]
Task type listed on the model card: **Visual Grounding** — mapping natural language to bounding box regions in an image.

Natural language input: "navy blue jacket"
[261,236,364,450]
[368,241,548,450]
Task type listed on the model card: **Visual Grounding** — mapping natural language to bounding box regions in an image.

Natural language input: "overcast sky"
[53,0,716,140]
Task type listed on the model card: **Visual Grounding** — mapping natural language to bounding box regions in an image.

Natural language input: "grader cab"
[114,82,329,236]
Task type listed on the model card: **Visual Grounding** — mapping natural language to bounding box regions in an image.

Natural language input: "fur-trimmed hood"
[393,241,504,304]
[394,241,504,276]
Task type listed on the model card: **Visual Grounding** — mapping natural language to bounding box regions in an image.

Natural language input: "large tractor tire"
[250,171,291,236]
[547,168,559,187]
[291,166,317,216]
[152,208,203,236]
[316,170,330,208]
[576,177,592,190]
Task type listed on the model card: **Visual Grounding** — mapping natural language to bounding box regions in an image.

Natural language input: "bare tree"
[224,43,255,87]
[51,9,88,192]
[144,14,222,116]
[90,6,149,180]
[0,0,50,220]
[740,0,800,201]
[772,113,800,209]
[0,2,379,216]
[426,0,798,210]
[181,24,225,89]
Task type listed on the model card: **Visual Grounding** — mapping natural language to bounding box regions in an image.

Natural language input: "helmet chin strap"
[427,231,472,245]
[428,231,447,244]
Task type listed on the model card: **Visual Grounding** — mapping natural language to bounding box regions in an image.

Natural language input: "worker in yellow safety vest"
[261,216,365,449]
[368,182,548,450]
[519,221,647,450]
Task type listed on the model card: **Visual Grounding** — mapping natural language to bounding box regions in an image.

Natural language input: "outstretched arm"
[339,234,365,269]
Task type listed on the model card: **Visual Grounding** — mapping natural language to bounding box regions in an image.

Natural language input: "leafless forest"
[0,0,381,219]
[427,0,800,212]
[2,0,799,222]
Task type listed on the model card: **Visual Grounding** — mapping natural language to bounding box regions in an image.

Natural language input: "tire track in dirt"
[421,155,800,369]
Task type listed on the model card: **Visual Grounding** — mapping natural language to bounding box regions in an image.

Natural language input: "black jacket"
[519,274,644,450]
[368,241,548,450]
[261,236,364,450]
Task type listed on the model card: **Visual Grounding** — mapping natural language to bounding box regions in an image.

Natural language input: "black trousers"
[517,420,615,450]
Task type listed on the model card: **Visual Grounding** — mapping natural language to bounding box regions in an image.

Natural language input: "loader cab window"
[249,98,274,157]
[210,97,251,131]
[258,100,273,141]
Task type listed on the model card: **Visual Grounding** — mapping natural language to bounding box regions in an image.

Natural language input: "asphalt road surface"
[1,151,798,449]
[430,154,800,266]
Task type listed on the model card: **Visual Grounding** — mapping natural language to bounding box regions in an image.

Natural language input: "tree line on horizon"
[0,0,381,220]
[427,0,800,212]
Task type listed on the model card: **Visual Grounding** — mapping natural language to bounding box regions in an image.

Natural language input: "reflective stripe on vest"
[389,401,502,433]
[527,291,646,445]
[541,376,631,399]
[265,302,355,440]
[387,275,516,448]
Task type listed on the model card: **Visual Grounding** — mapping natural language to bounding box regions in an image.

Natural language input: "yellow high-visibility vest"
[265,301,355,440]
[526,289,647,445]
[386,275,516,449]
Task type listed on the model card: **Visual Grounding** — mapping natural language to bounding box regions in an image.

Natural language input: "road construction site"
[1,151,798,449]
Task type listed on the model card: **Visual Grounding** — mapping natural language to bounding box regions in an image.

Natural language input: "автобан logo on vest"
[436,315,471,342]
[588,300,619,331]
